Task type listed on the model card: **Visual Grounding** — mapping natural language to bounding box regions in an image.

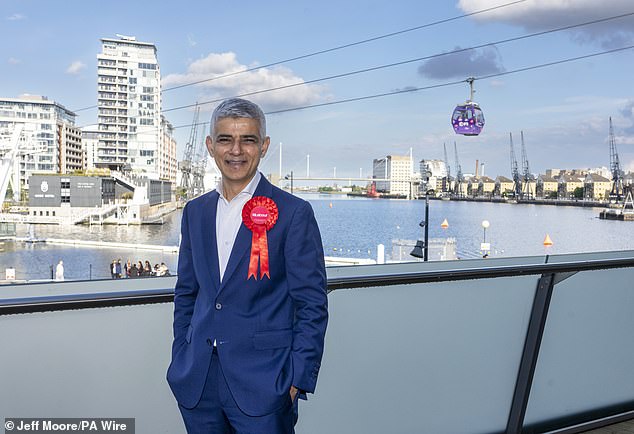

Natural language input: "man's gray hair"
[210,98,267,139]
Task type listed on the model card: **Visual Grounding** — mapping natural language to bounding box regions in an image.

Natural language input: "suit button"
[215,303,222,310]
[206,338,213,347]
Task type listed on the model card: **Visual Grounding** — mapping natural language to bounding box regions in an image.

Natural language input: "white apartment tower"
[97,35,162,177]
[0,94,81,201]
[372,154,412,196]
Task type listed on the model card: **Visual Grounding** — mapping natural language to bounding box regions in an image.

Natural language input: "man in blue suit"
[167,98,328,433]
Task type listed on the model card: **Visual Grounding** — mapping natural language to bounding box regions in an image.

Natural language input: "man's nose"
[228,141,242,154]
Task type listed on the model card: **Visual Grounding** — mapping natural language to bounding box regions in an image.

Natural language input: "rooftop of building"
[101,35,157,48]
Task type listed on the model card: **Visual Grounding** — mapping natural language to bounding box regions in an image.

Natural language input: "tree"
[573,187,584,199]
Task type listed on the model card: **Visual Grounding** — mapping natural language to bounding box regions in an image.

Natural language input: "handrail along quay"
[3,256,634,313]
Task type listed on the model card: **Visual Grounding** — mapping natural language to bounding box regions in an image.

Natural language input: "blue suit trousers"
[178,349,298,434]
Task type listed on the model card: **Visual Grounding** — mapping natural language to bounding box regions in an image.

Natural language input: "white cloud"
[66,61,86,75]
[6,13,25,21]
[458,0,634,48]
[8,57,21,65]
[162,52,328,110]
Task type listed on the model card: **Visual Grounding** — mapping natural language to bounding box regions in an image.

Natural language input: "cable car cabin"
[452,103,485,136]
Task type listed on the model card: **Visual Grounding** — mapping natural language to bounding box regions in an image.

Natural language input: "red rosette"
[242,196,279,279]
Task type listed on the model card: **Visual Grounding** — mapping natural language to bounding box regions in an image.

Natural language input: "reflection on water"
[1,194,632,282]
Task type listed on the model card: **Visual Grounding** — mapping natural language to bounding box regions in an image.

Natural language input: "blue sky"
[2,0,634,180]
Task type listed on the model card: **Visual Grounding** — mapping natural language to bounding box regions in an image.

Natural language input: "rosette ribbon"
[242,196,279,280]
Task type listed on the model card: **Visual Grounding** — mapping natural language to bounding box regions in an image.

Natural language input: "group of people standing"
[110,258,170,279]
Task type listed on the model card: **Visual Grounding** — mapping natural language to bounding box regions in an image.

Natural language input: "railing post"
[506,272,556,434]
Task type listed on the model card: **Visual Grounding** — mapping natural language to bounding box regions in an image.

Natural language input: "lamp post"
[411,183,433,262]
[284,171,294,194]
[481,220,490,257]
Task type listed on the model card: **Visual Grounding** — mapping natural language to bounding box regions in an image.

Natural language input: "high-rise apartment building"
[81,125,100,171]
[97,35,163,177]
[0,94,81,200]
[372,154,412,196]
[159,115,177,182]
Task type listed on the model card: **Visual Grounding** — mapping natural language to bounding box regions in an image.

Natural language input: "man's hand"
[289,385,299,402]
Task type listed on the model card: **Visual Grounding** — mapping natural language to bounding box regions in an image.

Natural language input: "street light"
[411,179,433,262]
[284,170,294,194]
[481,220,490,257]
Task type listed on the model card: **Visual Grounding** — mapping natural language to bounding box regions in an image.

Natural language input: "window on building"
[138,63,156,70]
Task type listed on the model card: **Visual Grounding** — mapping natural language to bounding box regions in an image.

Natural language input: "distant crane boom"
[609,117,623,201]
[0,124,24,204]
[453,141,464,197]
[443,142,451,194]
[179,104,201,199]
[520,131,532,199]
[509,133,521,198]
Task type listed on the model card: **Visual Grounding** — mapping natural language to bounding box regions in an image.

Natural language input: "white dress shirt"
[215,171,261,282]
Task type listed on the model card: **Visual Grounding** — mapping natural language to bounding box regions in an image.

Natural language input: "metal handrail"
[2,256,634,315]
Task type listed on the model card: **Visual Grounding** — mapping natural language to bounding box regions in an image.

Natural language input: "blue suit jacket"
[167,176,328,416]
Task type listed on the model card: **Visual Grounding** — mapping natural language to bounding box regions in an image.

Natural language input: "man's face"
[206,117,270,190]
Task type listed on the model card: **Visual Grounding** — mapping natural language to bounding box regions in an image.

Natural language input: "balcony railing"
[1,251,634,434]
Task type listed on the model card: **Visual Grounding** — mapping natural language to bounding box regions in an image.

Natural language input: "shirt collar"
[216,171,261,202]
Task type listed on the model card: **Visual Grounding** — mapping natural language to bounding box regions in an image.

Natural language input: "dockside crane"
[453,141,464,197]
[443,142,452,195]
[191,119,209,197]
[608,117,624,201]
[178,104,201,200]
[509,133,522,199]
[520,131,533,199]
[0,124,24,204]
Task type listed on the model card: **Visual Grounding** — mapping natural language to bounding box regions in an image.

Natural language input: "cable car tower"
[520,131,533,199]
[509,133,522,199]
[608,117,624,201]
[453,142,464,197]
[178,104,201,200]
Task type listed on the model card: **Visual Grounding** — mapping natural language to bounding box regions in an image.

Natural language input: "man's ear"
[206,135,213,157]
[260,136,271,158]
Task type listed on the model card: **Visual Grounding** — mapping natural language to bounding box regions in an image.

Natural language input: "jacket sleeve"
[172,203,200,356]
[284,201,328,394]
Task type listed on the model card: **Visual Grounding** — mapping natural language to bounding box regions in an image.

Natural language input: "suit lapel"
[202,191,221,290]
[219,176,273,292]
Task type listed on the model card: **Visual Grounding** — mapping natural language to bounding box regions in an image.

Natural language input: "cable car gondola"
[452,77,485,136]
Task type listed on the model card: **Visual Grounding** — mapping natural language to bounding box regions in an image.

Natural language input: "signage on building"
[41,181,48,192]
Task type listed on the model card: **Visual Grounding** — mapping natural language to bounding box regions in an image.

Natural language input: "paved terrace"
[1,251,634,434]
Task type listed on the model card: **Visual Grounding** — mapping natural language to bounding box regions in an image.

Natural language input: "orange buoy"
[441,218,449,229]
[329,203,333,208]
[543,234,553,246]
